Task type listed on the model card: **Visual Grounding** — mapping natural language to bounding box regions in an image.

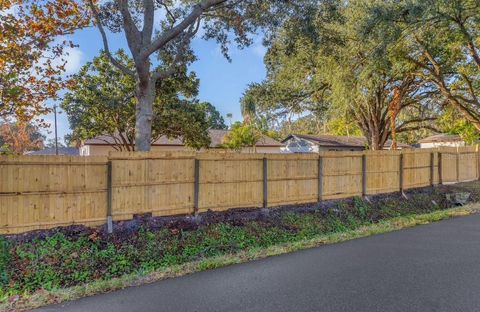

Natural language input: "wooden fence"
[1,147,479,234]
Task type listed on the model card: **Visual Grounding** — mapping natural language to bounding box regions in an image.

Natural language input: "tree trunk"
[135,81,155,151]
[370,132,381,151]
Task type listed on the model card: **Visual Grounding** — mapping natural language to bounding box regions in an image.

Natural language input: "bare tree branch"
[140,0,229,59]
[142,0,155,47]
[87,0,136,77]
[118,0,143,55]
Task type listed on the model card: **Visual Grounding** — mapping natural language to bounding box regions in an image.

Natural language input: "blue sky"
[43,26,268,143]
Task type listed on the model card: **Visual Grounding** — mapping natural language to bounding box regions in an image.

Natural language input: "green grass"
[1,189,480,311]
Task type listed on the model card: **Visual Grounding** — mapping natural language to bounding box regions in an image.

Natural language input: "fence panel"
[197,154,263,212]
[365,151,401,195]
[457,152,477,182]
[0,156,108,234]
[403,150,436,189]
[110,153,195,219]
[267,154,318,207]
[321,152,363,199]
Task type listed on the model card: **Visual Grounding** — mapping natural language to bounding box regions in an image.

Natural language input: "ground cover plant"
[1,182,480,309]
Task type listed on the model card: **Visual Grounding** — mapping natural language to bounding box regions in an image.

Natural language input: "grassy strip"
[2,204,479,312]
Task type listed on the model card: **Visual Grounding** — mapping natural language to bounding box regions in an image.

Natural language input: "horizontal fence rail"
[0,147,479,234]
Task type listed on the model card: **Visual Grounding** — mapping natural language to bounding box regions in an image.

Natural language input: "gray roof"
[26,147,80,156]
[283,134,410,149]
[84,129,284,148]
[284,134,366,148]
[418,134,463,144]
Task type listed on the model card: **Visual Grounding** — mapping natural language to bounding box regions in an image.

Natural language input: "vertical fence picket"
[430,152,435,186]
[362,154,367,197]
[399,153,404,193]
[438,152,443,185]
[263,157,268,208]
[106,160,113,233]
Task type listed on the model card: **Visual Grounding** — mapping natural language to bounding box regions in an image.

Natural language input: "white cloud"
[62,47,84,75]
[48,44,84,76]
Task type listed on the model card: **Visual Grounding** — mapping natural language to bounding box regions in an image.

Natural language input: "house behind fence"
[0,146,478,234]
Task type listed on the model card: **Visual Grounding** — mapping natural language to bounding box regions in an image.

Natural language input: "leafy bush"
[0,237,10,287]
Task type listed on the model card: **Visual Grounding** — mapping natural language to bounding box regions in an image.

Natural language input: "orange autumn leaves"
[0,0,90,123]
[0,120,44,154]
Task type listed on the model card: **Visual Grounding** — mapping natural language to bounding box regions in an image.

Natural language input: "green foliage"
[61,51,224,150]
[0,237,10,288]
[221,122,262,151]
[326,117,362,137]
[196,102,227,130]
[437,107,479,144]
[243,0,459,148]
[362,0,480,132]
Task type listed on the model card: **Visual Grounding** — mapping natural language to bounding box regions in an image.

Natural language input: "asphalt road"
[37,214,480,312]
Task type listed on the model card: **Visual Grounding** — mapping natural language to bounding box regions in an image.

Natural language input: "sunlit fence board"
[110,153,195,219]
[403,150,436,189]
[197,154,263,212]
[0,156,108,234]
[321,152,363,199]
[267,154,318,206]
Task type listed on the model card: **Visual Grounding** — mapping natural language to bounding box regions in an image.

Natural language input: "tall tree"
[364,0,480,131]
[62,51,220,151]
[0,0,89,122]
[87,0,306,151]
[196,102,227,129]
[244,0,438,149]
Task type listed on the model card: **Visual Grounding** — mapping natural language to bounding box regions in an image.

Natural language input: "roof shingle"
[418,134,463,144]
[283,134,410,149]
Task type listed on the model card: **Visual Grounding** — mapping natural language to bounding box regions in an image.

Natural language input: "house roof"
[84,129,284,148]
[26,147,80,156]
[284,134,366,148]
[418,134,463,144]
[283,134,410,149]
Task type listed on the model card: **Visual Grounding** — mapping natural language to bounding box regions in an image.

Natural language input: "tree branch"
[151,17,201,82]
[140,0,228,59]
[87,0,136,77]
[118,0,143,55]
[142,0,155,47]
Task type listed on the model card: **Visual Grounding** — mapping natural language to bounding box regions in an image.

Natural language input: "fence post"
[438,152,443,185]
[263,157,268,208]
[107,160,113,234]
[318,156,323,202]
[362,154,367,197]
[193,158,200,216]
[430,152,435,186]
[399,153,404,193]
